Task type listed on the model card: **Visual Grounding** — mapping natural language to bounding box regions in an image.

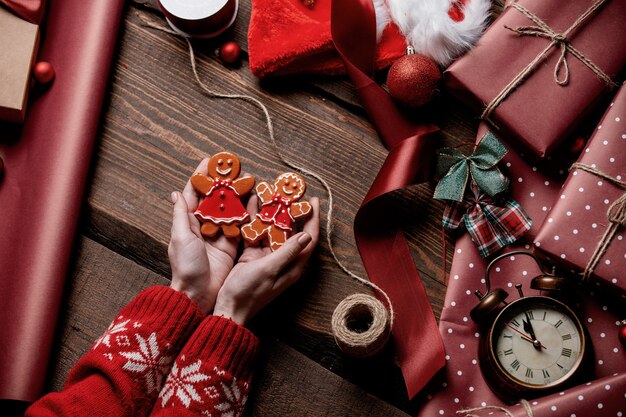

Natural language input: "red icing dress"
[194,179,249,224]
[257,195,294,231]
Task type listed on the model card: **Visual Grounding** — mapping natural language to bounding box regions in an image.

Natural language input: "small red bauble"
[218,41,242,65]
[387,48,441,109]
[569,136,586,154]
[619,320,626,348]
[33,61,55,84]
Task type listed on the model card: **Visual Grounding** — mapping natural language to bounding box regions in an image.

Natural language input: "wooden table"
[46,1,483,415]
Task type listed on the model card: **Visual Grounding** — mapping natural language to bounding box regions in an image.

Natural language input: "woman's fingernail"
[171,192,178,203]
[297,232,312,245]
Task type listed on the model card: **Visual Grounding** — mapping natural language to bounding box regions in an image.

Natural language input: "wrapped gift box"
[445,0,626,158]
[0,6,40,123]
[534,84,626,297]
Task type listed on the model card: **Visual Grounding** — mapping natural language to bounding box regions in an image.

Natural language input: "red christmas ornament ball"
[33,61,55,84]
[619,320,626,348]
[218,41,242,65]
[387,53,441,108]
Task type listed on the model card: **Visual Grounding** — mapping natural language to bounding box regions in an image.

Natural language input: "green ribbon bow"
[434,132,509,202]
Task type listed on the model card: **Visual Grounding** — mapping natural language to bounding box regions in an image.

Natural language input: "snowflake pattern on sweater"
[26,286,259,417]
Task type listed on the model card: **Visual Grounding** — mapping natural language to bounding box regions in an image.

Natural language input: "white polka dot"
[619,175,623,180]
[605,384,611,390]
[454,398,459,403]
[510,255,516,261]
[545,181,550,186]
[460,344,465,349]
[586,148,591,153]
[439,410,444,415]
[573,229,579,235]
[622,134,626,139]
[585,205,590,210]
[603,140,609,145]
[466,290,471,295]
[605,199,610,204]
[548,218,554,223]
[605,259,611,265]
[566,211,572,216]
[535,241,542,247]
[507,282,513,288]
[474,332,480,338]
[601,332,606,338]
[451,301,456,307]
[574,171,579,175]
[598,181,603,186]
[448,328,453,333]
[481,402,487,407]
[612,278,618,284]
[588,317,593,323]
[542,206,548,212]
[551,405,557,411]
[554,235,560,240]
[614,347,620,353]
[495,267,501,272]
[598,359,604,365]
[445,355,450,360]
[522,270,528,276]
[530,192,535,197]
[578,395,584,400]
[610,157,615,162]
[469,386,474,392]
[518,177,523,183]
[469,263,474,268]
[592,223,598,228]
[571,414,576,417]
[560,254,567,259]
[559,392,565,396]
[602,305,608,311]
[598,403,603,409]
[580,247,585,253]
[561,194,566,199]
[457,248,462,254]
[598,125,603,130]
[616,117,621,122]
[472,359,477,365]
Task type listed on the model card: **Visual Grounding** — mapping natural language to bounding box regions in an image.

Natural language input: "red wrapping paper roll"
[0,0,125,402]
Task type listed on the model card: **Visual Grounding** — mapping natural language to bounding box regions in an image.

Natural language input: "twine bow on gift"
[570,162,626,281]
[482,0,617,120]
[434,132,509,202]
[443,181,532,258]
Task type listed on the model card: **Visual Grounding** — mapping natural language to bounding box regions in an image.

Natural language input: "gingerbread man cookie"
[241,172,312,251]
[191,152,255,238]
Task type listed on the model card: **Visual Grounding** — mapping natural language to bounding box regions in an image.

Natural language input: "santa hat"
[248,0,490,77]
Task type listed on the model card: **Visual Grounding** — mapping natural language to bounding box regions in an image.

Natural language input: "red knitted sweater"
[26,286,259,417]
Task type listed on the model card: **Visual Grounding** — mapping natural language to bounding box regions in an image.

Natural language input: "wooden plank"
[47,237,409,416]
[80,4,482,391]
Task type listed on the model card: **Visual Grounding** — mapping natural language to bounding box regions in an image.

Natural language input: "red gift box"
[445,0,626,158]
[534,84,626,298]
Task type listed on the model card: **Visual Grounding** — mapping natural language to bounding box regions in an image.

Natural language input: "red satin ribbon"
[1,0,45,24]
[331,0,445,399]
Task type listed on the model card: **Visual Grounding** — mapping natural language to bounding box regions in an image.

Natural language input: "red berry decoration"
[619,320,626,348]
[33,61,55,84]
[387,47,441,109]
[218,41,242,65]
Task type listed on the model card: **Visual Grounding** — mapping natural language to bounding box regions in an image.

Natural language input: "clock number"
[510,319,520,327]
[511,359,521,371]
[504,348,514,356]
[561,348,572,358]
[542,311,547,321]
[525,368,533,378]
[542,369,550,378]
[555,319,564,328]
[562,334,572,341]
[526,311,534,320]
[504,334,513,339]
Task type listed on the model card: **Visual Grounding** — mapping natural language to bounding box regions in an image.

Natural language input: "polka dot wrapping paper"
[418,124,625,416]
[535,84,626,300]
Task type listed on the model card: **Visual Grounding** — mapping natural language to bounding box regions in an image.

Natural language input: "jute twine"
[481,0,616,120]
[139,14,393,357]
[570,162,626,282]
[457,399,534,417]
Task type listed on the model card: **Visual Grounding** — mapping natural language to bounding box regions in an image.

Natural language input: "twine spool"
[158,0,238,39]
[331,294,391,358]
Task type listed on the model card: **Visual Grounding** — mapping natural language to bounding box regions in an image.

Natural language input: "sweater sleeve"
[26,286,204,417]
[148,315,259,417]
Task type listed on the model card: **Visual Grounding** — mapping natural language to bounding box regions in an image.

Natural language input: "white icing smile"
[282,186,294,195]
[216,167,232,176]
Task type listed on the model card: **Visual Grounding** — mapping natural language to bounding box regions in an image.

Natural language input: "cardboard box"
[0,6,39,123]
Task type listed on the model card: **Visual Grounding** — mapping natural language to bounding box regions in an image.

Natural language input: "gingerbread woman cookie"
[241,172,312,251]
[191,152,255,238]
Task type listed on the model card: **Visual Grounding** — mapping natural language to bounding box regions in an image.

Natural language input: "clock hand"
[504,322,547,349]
[522,312,542,351]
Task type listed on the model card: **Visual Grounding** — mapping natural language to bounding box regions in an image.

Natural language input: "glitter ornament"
[386,47,441,109]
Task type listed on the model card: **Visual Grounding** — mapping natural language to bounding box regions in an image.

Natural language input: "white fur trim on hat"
[375,0,491,67]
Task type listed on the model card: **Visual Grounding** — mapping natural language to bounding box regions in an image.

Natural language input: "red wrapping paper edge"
[0,0,125,402]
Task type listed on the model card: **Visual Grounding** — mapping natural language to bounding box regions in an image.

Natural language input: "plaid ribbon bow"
[443,181,532,258]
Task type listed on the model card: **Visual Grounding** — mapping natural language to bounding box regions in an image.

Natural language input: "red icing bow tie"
[272,194,291,206]
[216,179,232,186]
[1,0,46,24]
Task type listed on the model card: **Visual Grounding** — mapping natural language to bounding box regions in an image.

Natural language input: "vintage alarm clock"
[470,251,592,403]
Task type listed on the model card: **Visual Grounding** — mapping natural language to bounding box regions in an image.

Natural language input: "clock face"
[491,297,585,388]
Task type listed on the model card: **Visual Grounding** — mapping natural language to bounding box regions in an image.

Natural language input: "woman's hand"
[213,196,320,325]
[168,158,240,314]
